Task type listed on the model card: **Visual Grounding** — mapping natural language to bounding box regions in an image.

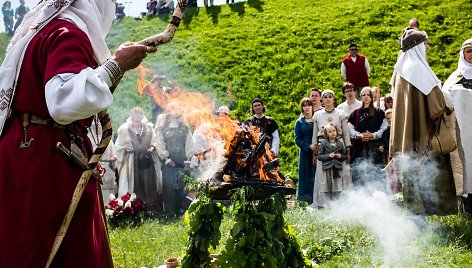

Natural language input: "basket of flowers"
[106,193,146,227]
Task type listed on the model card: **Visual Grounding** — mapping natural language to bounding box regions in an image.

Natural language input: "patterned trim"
[170,16,181,27]
[177,0,188,12]
[458,77,472,89]
[0,88,13,111]
[48,0,72,9]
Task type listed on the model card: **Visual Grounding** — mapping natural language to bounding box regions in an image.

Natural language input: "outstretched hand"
[113,42,158,72]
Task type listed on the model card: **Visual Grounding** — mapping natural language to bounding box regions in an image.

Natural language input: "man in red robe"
[0,1,156,267]
[341,43,371,91]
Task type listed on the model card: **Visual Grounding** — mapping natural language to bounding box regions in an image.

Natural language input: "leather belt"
[27,114,67,129]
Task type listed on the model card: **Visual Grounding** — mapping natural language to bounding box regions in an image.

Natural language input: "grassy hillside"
[0,32,9,62]
[1,0,471,178]
[106,0,472,178]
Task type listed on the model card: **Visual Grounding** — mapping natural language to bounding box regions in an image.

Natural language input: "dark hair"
[383,94,394,110]
[300,97,314,114]
[310,87,321,97]
[251,98,266,114]
[342,82,355,93]
[348,43,358,49]
[362,90,376,117]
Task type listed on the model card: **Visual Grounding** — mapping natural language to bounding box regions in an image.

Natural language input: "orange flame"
[136,66,283,183]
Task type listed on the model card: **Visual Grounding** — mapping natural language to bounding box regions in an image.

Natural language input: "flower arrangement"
[106,193,146,227]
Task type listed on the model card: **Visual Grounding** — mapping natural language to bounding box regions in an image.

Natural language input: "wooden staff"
[376,83,381,108]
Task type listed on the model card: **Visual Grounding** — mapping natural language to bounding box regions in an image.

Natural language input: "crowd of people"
[99,94,283,217]
[293,19,472,219]
[146,0,176,17]
[2,0,28,35]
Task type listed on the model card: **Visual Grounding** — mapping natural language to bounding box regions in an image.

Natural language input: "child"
[380,109,400,193]
[378,108,392,161]
[317,124,347,200]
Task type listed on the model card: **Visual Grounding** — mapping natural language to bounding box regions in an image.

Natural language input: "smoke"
[326,189,422,266]
[319,154,447,266]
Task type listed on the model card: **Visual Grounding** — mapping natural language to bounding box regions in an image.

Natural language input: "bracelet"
[102,58,124,84]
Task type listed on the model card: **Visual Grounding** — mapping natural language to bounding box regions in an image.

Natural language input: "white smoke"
[193,139,227,182]
[317,154,447,266]
[326,189,422,266]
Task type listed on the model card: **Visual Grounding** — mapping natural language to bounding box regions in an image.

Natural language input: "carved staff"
[376,83,381,108]
[46,1,189,266]
[138,0,188,47]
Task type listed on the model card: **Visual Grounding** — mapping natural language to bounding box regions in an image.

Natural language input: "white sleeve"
[372,119,388,140]
[341,62,346,79]
[271,129,280,156]
[45,67,113,124]
[349,122,360,139]
[365,58,371,75]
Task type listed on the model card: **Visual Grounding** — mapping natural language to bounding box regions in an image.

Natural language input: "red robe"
[342,54,369,88]
[0,19,109,267]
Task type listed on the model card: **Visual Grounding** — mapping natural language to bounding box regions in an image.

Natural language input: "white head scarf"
[390,42,441,95]
[458,41,472,79]
[0,0,115,136]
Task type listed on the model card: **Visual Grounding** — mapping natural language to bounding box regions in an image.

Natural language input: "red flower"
[121,193,131,202]
[109,199,118,208]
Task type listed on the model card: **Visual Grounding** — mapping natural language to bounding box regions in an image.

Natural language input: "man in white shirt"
[337,82,362,117]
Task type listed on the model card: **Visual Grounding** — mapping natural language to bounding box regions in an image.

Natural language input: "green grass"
[0,32,9,61]
[109,208,472,267]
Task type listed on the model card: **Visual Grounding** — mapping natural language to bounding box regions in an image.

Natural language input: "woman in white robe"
[443,38,472,215]
[115,107,162,210]
[311,90,352,207]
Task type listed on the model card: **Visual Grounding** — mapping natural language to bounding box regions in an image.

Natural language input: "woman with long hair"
[348,87,387,186]
[294,97,316,204]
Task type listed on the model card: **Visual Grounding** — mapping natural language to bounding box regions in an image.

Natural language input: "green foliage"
[181,187,224,268]
[109,217,188,267]
[304,229,371,264]
[216,187,311,267]
[429,214,472,249]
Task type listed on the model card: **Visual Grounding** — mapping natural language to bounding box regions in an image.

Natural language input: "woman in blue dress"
[294,97,316,204]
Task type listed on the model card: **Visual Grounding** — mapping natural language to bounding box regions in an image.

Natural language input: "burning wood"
[219,125,285,185]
